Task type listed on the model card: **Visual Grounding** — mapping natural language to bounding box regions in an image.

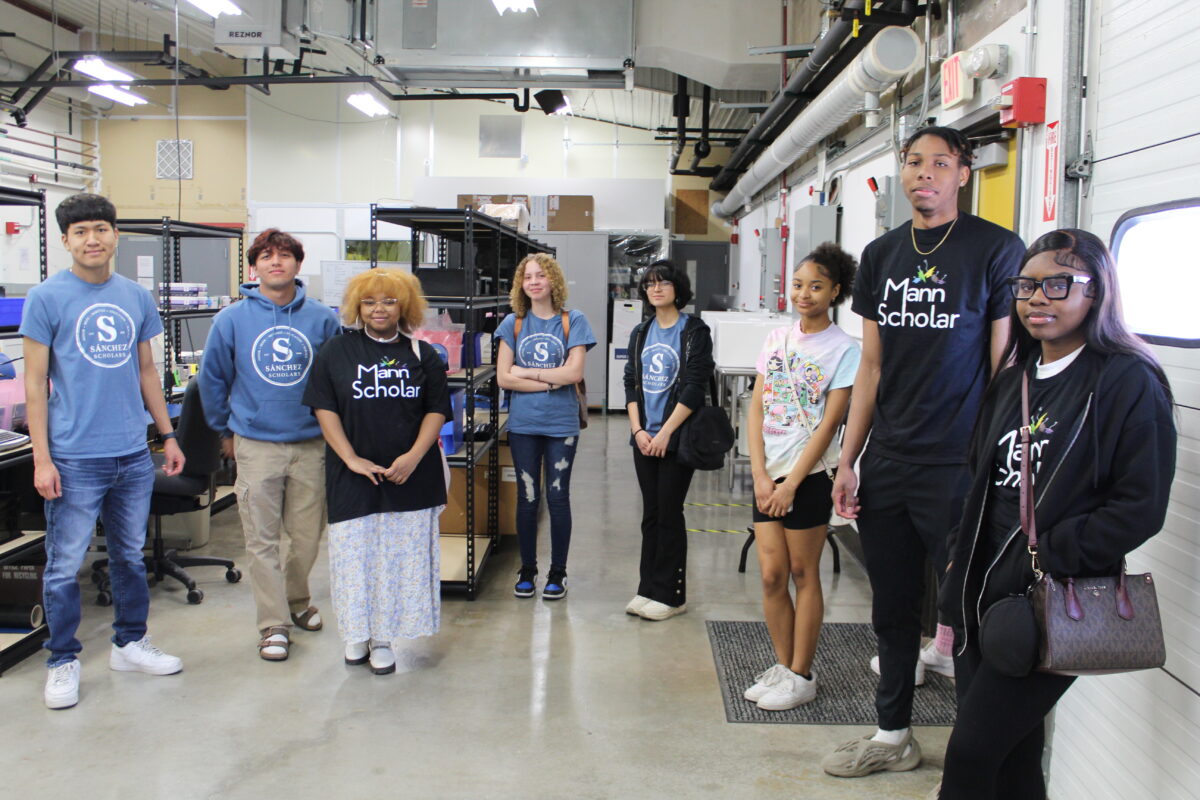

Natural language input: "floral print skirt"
[327,507,443,643]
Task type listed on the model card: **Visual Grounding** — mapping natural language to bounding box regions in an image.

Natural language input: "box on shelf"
[0,563,44,605]
[439,443,516,535]
[547,195,594,231]
[456,194,531,212]
[479,203,530,234]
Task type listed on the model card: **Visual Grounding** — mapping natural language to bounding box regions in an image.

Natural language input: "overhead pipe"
[669,75,689,172]
[712,25,922,219]
[710,0,916,193]
[688,85,713,172]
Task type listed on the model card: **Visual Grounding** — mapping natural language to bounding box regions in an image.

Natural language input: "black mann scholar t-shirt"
[851,213,1025,464]
[302,330,452,524]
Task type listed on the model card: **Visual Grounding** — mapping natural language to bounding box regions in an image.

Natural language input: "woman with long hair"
[935,229,1176,799]
[622,260,714,621]
[495,253,595,600]
[302,269,451,675]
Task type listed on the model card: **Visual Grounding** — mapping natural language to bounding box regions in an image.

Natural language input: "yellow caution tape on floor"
[686,528,749,534]
[684,502,752,508]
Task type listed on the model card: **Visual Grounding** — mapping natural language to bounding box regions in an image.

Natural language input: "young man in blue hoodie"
[23,193,186,709]
[199,229,341,661]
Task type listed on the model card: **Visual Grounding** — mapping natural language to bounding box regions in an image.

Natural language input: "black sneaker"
[513,565,537,598]
[542,567,567,600]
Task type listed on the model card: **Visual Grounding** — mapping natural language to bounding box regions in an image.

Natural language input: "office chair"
[93,380,241,605]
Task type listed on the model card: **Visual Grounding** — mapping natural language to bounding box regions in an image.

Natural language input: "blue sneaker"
[542,567,567,600]
[513,565,537,598]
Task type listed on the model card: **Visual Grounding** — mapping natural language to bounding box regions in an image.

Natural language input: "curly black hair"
[901,125,974,167]
[799,241,856,307]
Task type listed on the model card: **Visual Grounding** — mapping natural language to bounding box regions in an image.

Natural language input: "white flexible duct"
[712,26,922,218]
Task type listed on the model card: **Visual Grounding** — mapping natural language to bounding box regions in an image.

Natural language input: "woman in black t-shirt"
[935,230,1176,799]
[302,268,452,676]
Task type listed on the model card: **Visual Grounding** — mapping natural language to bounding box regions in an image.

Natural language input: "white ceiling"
[0,0,771,135]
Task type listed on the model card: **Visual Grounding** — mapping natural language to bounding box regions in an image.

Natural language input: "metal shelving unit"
[115,218,244,397]
[0,186,48,282]
[0,188,48,672]
[370,206,553,598]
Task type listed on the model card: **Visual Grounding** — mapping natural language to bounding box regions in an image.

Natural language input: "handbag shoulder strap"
[514,313,523,340]
[1020,370,1039,553]
[561,310,570,340]
[784,326,834,480]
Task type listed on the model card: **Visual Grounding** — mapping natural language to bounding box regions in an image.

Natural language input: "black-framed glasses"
[643,279,674,290]
[1008,274,1094,300]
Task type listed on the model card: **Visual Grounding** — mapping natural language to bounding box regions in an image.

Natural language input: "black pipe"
[709,0,915,192]
[8,55,55,105]
[690,85,712,171]
[655,127,752,134]
[669,75,689,172]
[0,144,98,172]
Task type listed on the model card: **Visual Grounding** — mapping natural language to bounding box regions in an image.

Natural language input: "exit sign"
[941,52,975,109]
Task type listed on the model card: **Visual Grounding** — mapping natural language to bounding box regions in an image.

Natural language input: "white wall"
[247,85,673,265]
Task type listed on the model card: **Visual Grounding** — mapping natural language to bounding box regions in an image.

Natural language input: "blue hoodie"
[199,280,341,442]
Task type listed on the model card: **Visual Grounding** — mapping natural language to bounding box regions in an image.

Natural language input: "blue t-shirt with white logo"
[19,270,163,458]
[641,314,687,434]
[495,309,596,437]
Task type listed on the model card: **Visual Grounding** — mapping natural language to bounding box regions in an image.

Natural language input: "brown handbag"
[1017,371,1167,676]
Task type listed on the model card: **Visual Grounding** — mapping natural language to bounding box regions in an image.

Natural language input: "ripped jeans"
[507,432,578,570]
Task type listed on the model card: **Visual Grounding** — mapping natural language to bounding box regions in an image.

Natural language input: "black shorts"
[751,470,835,530]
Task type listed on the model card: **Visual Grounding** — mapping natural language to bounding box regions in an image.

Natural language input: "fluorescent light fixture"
[88,84,149,106]
[185,0,243,17]
[74,57,137,82]
[492,0,538,14]
[538,68,589,78]
[347,91,390,118]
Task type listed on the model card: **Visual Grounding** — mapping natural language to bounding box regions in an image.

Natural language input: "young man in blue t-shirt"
[21,194,187,710]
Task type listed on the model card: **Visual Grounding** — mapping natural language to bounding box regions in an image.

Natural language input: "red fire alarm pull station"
[5,222,21,235]
[999,77,1047,128]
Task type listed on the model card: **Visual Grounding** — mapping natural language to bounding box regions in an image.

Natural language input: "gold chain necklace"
[910,215,959,256]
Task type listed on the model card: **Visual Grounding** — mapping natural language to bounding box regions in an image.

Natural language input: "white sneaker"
[625,595,652,616]
[758,669,817,711]
[870,655,926,686]
[344,641,369,665]
[743,663,790,703]
[637,600,687,621]
[369,641,396,675]
[920,641,955,677]
[44,660,81,709]
[109,635,183,675]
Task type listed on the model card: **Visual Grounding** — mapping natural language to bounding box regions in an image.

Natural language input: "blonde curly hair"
[340,268,427,332]
[509,252,568,317]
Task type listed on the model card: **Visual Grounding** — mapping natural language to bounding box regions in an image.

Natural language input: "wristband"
[161,432,178,441]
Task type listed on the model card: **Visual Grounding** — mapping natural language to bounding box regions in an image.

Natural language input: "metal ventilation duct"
[712,26,922,219]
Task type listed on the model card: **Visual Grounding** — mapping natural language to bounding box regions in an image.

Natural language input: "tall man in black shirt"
[821,127,1025,778]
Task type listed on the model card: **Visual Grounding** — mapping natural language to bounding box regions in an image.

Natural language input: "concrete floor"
[0,416,947,799]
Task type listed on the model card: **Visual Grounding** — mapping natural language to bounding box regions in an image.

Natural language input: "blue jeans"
[42,450,156,666]
[507,432,577,569]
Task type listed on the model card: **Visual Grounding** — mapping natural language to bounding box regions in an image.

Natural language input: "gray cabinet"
[530,232,609,408]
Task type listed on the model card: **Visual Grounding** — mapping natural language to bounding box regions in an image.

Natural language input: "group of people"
[22,123,1177,799]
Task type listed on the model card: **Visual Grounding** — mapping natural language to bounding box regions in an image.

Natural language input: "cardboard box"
[547,195,594,231]
[480,202,530,234]
[439,443,517,535]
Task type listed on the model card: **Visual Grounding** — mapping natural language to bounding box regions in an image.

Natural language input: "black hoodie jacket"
[940,348,1176,652]
[623,314,714,450]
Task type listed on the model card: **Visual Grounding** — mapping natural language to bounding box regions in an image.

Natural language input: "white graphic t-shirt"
[20,270,162,458]
[754,321,860,480]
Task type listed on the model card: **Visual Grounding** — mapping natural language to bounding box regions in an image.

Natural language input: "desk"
[715,365,757,490]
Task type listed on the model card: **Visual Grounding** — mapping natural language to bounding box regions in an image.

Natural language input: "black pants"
[939,639,1075,799]
[631,448,695,606]
[857,450,969,730]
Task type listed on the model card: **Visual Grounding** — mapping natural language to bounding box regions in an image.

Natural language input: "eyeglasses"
[1008,275,1094,300]
[643,280,674,290]
[360,298,399,308]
